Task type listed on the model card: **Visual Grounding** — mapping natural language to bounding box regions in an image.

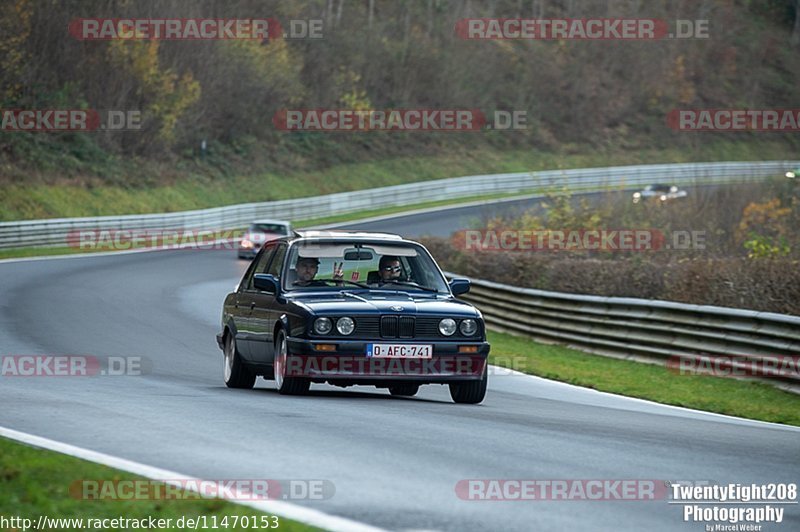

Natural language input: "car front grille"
[414,318,441,337]
[380,316,398,338]
[399,316,415,337]
[378,316,415,338]
[353,317,380,337]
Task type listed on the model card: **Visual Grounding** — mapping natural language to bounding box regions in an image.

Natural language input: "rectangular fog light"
[314,344,337,352]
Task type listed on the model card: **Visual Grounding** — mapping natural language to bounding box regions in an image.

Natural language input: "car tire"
[223,333,256,389]
[389,385,420,397]
[273,330,310,395]
[448,363,487,404]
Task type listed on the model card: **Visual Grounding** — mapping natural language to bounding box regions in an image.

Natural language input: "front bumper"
[285,338,489,383]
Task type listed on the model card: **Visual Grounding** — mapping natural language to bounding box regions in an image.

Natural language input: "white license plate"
[366,344,433,359]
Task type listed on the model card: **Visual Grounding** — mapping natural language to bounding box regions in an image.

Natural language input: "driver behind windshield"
[377,255,404,283]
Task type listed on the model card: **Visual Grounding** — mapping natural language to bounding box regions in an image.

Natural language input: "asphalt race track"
[1,201,798,531]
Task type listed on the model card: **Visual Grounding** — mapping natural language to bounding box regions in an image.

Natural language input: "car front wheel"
[273,330,310,395]
[449,363,487,404]
[224,333,256,389]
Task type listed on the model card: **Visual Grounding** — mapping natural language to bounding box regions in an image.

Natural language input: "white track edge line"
[0,426,387,532]
[489,365,800,432]
[0,243,177,264]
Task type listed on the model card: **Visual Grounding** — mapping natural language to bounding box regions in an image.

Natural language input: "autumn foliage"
[1,0,799,172]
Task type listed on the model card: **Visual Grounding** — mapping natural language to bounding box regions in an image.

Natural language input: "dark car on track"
[216,231,490,403]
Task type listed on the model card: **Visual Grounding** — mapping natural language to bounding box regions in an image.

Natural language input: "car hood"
[286,291,480,318]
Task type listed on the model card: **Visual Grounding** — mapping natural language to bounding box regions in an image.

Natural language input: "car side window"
[238,259,259,293]
[247,244,277,290]
[266,244,287,278]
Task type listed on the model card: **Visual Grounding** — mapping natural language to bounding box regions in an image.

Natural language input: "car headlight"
[240,239,253,248]
[336,317,355,335]
[439,318,457,336]
[460,319,478,336]
[787,171,796,179]
[313,317,332,335]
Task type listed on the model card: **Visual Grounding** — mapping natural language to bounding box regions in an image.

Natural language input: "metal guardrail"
[447,274,800,391]
[1,160,797,249]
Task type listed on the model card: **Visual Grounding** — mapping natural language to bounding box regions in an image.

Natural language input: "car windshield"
[283,241,449,293]
[250,223,288,234]
[647,184,672,192]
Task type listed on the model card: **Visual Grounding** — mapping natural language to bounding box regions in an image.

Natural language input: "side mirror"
[253,274,280,295]
[449,278,470,296]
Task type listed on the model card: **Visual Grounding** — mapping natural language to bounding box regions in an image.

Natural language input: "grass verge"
[0,436,320,531]
[487,330,800,426]
[0,245,91,261]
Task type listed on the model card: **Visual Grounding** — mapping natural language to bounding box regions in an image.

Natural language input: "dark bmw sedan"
[216,231,490,403]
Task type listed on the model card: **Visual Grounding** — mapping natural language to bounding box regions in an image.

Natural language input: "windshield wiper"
[377,280,439,292]
[339,290,369,303]
[311,278,371,289]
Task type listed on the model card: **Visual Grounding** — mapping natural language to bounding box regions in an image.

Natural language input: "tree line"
[1,0,799,162]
